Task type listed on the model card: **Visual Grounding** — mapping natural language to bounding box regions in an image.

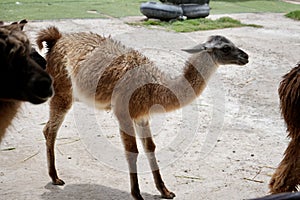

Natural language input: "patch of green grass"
[211,0,300,14]
[0,0,300,21]
[130,17,262,32]
[285,10,300,20]
[0,0,144,21]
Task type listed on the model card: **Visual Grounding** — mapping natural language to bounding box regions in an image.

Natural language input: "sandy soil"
[0,13,299,200]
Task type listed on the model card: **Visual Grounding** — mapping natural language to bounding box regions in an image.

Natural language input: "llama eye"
[221,46,231,53]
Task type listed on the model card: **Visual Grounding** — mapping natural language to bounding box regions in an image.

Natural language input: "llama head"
[182,35,249,66]
[0,20,53,104]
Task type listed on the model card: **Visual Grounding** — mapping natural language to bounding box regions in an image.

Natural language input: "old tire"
[159,0,209,5]
[181,3,210,18]
[140,2,183,21]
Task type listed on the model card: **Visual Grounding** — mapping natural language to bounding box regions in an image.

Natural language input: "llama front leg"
[135,119,175,199]
[269,137,300,193]
[120,129,143,200]
[44,94,72,185]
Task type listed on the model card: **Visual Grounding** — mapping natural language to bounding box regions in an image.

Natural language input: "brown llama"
[37,26,249,200]
[0,20,53,143]
[269,63,300,194]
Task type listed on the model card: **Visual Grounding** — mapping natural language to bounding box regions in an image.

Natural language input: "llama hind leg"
[269,137,300,193]
[44,93,72,185]
[135,119,175,199]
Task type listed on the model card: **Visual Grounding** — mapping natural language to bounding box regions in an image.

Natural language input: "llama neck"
[182,52,218,97]
[0,101,21,143]
[155,52,218,112]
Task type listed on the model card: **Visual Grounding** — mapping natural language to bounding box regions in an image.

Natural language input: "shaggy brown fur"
[37,26,248,200]
[0,100,21,143]
[269,63,300,193]
[0,20,53,143]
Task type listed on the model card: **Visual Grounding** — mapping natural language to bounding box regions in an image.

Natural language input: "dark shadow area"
[214,0,276,2]
[42,182,162,200]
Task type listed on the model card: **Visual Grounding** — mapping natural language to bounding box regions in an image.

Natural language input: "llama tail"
[36,26,62,51]
[269,63,300,194]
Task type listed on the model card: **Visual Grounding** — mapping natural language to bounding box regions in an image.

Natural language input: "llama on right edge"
[269,63,300,194]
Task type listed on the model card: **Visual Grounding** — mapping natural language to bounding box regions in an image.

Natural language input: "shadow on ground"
[41,182,161,200]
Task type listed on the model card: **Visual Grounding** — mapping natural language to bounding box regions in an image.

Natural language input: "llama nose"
[240,50,249,60]
[32,77,53,98]
[243,52,249,60]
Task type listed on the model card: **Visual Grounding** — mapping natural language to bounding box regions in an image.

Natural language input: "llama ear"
[181,43,207,54]
[6,20,27,31]
[18,19,28,30]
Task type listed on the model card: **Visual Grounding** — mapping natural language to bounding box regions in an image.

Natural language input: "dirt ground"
[0,13,299,200]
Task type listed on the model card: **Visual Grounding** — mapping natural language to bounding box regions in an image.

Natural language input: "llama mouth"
[28,95,50,104]
[237,59,249,65]
[27,91,53,104]
[28,85,53,104]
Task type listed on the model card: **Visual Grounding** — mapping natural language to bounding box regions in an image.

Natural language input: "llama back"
[37,26,168,111]
[81,39,178,114]
[62,31,166,109]
[37,27,108,71]
[74,42,163,110]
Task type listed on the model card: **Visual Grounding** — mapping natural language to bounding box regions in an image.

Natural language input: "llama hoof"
[131,190,144,200]
[52,178,65,185]
[162,191,176,199]
[132,194,144,200]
